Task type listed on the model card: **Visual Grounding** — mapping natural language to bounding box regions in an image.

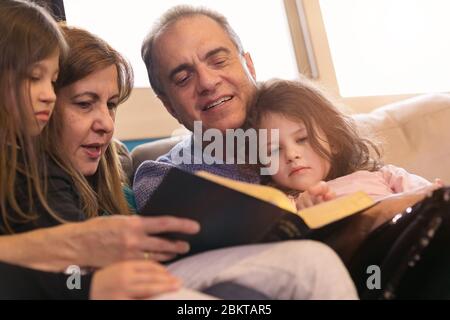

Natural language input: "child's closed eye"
[296,136,308,144]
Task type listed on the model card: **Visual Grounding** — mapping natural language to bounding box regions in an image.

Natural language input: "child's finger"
[308,181,329,197]
[323,191,336,201]
[296,192,313,209]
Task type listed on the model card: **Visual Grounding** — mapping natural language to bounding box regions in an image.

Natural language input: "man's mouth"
[202,96,233,111]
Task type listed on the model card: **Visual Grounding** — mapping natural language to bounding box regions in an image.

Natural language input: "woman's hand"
[90,260,181,300]
[74,215,201,267]
[0,215,200,272]
[294,181,336,210]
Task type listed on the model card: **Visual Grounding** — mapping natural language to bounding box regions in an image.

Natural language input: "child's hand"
[90,260,181,300]
[433,178,444,188]
[294,181,336,210]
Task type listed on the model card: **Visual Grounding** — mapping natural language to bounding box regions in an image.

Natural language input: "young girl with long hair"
[247,78,441,209]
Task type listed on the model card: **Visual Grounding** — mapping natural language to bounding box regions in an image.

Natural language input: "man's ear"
[158,94,181,123]
[243,52,256,80]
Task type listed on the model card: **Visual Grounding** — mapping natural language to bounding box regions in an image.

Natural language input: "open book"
[138,167,375,257]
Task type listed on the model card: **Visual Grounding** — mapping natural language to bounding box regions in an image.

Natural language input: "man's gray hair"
[141,5,245,96]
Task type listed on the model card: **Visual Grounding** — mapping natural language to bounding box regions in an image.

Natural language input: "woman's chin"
[79,163,100,177]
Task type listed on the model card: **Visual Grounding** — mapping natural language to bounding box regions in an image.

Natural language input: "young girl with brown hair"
[247,78,441,209]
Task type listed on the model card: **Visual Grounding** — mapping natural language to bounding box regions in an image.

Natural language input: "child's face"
[260,113,331,191]
[24,50,59,136]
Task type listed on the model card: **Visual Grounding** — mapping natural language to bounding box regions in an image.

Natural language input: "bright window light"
[63,0,298,88]
[320,0,450,97]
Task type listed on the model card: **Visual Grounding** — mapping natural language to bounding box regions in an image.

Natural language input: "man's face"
[153,15,257,132]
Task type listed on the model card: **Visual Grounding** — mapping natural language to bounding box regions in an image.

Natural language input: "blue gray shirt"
[133,135,260,211]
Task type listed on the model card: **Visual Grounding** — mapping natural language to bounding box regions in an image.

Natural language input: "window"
[319,0,450,97]
[63,0,299,88]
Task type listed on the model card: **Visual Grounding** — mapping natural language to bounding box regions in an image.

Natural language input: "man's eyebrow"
[108,94,120,101]
[204,47,231,60]
[168,47,231,81]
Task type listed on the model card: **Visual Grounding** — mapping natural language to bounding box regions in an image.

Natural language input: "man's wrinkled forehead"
[152,15,240,81]
[153,15,239,60]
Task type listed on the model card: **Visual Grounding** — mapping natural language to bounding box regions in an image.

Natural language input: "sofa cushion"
[130,135,186,176]
[353,93,450,183]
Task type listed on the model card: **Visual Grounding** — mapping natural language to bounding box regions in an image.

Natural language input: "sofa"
[126,93,450,185]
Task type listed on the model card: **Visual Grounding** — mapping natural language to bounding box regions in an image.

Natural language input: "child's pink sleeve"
[380,165,431,193]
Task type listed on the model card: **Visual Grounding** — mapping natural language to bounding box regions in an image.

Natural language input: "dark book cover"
[138,167,312,256]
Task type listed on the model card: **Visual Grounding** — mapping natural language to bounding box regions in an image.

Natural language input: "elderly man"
[134,5,358,300]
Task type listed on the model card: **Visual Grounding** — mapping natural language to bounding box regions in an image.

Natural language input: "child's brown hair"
[246,78,382,186]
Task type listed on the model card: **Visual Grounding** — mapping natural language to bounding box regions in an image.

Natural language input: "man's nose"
[196,65,220,95]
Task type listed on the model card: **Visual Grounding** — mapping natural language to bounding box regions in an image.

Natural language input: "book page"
[298,191,375,229]
[195,171,297,213]
[196,171,375,229]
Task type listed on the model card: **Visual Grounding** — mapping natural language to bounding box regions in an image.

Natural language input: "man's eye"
[107,101,118,110]
[213,59,226,66]
[175,73,190,86]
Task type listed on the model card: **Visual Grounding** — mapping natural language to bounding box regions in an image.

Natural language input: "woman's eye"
[75,101,92,109]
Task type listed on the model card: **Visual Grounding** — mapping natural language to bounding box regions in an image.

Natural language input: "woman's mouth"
[81,144,103,159]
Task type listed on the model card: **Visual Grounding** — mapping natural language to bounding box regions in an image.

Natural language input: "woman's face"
[55,65,119,176]
[25,50,59,136]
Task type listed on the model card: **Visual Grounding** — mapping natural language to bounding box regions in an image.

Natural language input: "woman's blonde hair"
[0,0,68,233]
[246,78,382,190]
[42,26,134,219]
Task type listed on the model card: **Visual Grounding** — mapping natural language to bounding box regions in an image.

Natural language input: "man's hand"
[294,181,336,210]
